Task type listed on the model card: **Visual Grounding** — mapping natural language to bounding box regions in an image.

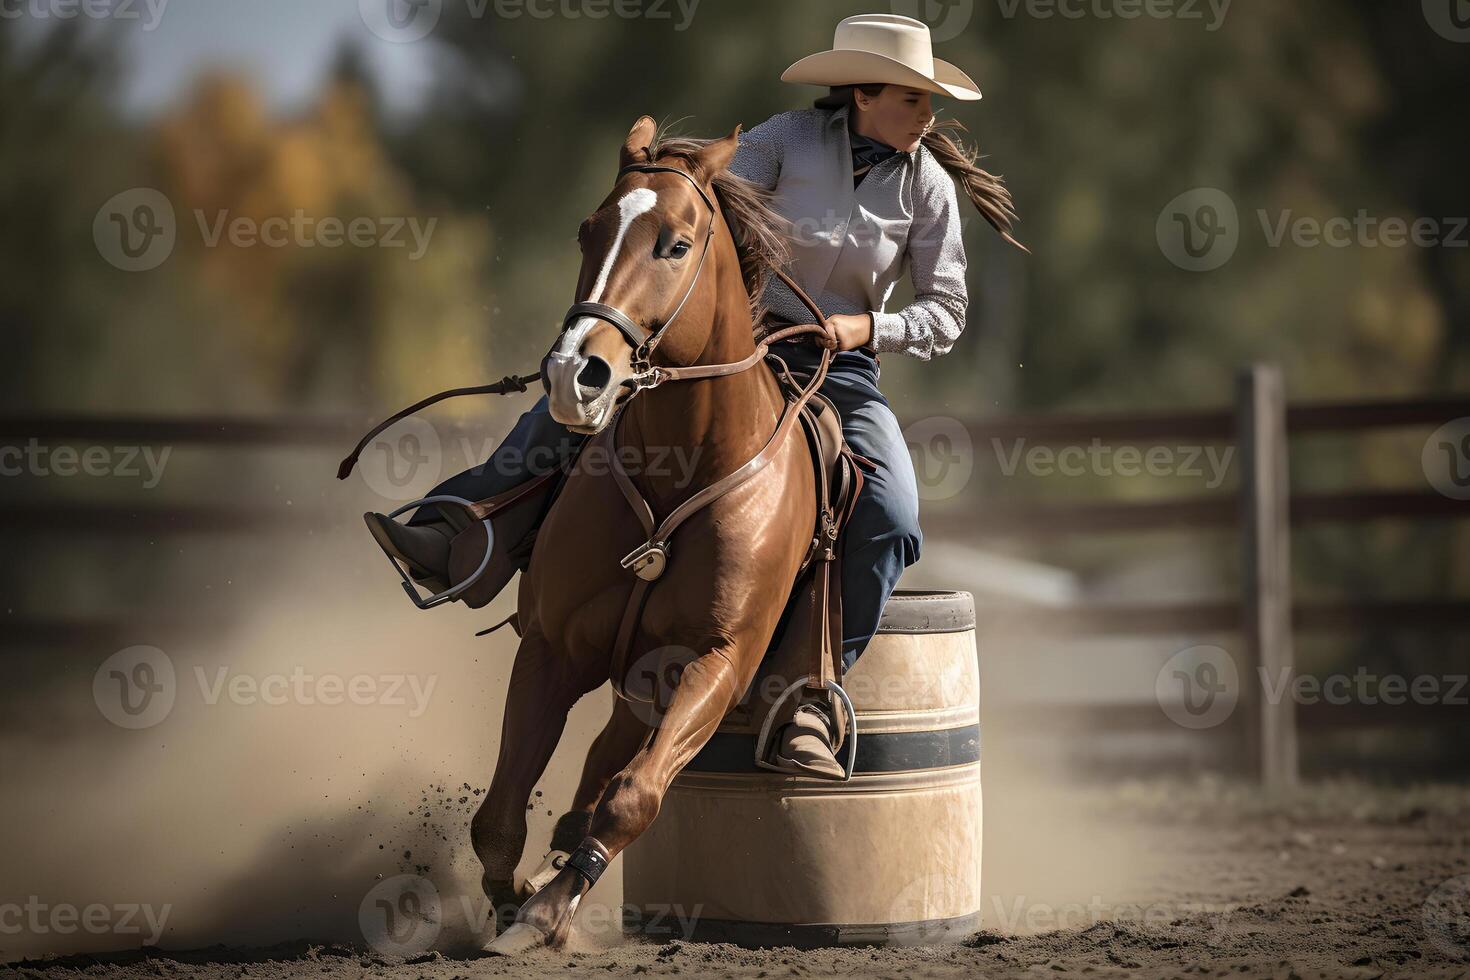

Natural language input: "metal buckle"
[619,541,668,581]
[374,496,495,610]
[753,676,858,781]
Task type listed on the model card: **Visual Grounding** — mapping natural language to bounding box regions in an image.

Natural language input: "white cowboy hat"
[780,13,982,102]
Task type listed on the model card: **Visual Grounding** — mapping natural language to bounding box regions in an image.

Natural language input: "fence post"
[1237,364,1299,788]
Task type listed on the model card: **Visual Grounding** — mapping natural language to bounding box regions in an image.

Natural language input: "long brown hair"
[817,84,1026,253]
[648,128,793,326]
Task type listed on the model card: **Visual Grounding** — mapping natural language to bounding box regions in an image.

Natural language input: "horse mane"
[648,126,790,327]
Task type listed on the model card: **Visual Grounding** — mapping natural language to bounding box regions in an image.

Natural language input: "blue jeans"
[413,344,921,670]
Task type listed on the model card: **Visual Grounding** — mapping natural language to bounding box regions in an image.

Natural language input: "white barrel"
[623,589,981,947]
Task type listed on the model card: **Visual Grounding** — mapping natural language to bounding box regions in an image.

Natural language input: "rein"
[338,162,836,483]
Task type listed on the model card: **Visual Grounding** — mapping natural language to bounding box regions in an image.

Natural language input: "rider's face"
[851,86,936,154]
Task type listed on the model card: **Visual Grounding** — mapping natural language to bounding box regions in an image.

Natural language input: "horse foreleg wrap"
[565,838,611,888]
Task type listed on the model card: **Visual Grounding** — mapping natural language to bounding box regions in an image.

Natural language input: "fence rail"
[3,372,1467,782]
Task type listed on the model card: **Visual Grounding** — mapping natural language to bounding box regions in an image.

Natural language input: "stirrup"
[754,676,858,781]
[371,495,494,610]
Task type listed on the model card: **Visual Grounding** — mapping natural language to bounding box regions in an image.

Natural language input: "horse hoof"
[482,921,549,956]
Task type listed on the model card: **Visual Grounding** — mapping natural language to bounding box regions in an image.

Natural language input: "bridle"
[556,163,753,397]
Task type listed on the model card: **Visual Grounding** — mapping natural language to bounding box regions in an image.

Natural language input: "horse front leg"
[486,648,745,954]
[520,698,651,900]
[470,630,585,940]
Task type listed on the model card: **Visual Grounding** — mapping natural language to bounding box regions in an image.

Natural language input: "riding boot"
[772,700,844,779]
[364,514,454,590]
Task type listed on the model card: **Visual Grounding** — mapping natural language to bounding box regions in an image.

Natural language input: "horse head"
[541,115,742,434]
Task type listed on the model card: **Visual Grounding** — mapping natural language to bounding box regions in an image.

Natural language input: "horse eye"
[670,241,691,259]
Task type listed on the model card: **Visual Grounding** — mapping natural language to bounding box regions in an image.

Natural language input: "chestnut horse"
[472,116,834,954]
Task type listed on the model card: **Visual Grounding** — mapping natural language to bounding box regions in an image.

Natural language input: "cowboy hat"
[780,12,982,101]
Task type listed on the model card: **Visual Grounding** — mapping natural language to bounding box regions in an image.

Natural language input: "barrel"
[622,589,981,947]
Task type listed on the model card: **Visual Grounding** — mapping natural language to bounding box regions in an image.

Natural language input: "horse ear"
[620,116,658,170]
[693,124,742,180]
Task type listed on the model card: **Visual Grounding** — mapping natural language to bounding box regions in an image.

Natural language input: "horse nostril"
[576,356,612,396]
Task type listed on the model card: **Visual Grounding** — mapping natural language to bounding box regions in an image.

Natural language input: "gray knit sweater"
[728,102,969,360]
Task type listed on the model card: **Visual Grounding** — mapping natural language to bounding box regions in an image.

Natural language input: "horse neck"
[619,247,781,506]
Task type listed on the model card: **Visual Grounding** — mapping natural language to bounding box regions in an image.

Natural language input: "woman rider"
[366,13,1022,777]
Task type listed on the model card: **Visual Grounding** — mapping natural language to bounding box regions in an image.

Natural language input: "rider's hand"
[800,313,873,353]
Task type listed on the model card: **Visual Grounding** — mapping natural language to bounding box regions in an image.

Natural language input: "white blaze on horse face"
[556,186,658,359]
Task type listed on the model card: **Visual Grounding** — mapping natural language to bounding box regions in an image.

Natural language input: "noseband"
[559,163,720,391]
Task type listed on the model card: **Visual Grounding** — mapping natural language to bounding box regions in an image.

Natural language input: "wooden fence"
[3,365,1467,785]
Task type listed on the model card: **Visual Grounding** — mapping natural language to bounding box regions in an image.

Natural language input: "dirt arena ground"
[6,779,1469,980]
